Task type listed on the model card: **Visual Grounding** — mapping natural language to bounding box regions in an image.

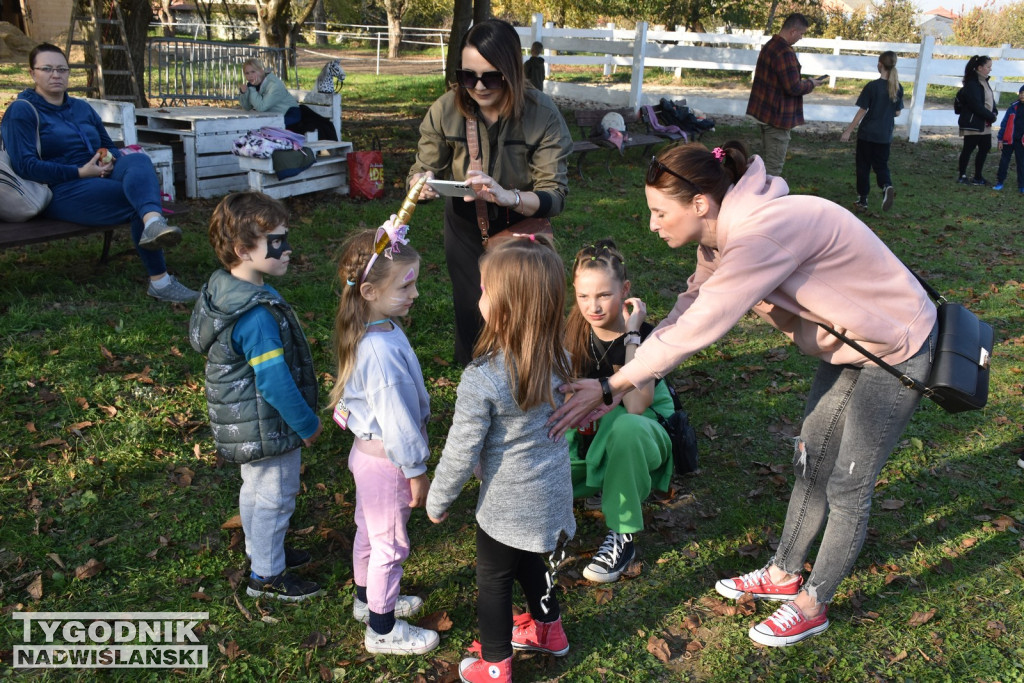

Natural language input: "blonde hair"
[328,229,421,407]
[879,51,900,102]
[242,57,266,73]
[474,234,572,410]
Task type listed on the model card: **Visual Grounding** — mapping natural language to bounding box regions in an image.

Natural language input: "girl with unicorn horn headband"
[329,176,440,656]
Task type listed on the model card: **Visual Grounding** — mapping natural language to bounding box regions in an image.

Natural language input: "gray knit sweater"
[426,352,575,553]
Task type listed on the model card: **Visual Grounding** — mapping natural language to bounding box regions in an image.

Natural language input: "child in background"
[840,51,903,212]
[524,41,545,91]
[330,222,438,656]
[427,235,576,683]
[993,84,1024,193]
[564,240,674,584]
[189,191,323,601]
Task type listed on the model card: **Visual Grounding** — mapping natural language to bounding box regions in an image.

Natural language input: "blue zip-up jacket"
[0,89,120,186]
[997,100,1024,146]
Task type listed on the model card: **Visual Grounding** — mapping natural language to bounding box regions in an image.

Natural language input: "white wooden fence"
[517,15,1024,143]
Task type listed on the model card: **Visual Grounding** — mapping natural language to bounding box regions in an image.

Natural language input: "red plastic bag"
[347,137,384,200]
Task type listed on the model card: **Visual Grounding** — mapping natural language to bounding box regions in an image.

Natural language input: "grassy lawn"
[0,72,1022,682]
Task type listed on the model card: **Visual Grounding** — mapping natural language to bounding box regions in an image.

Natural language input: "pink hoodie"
[620,156,937,389]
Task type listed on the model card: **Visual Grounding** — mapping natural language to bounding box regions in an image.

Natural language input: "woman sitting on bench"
[1,42,198,303]
[238,58,337,141]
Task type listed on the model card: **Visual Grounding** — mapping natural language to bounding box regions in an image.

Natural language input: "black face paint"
[265,234,291,260]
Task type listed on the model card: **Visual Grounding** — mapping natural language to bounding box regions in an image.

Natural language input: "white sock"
[150,274,171,289]
[144,215,163,229]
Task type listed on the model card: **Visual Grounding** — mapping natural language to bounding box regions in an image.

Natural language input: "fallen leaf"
[221,514,243,529]
[302,631,327,648]
[46,553,65,569]
[233,594,252,621]
[646,635,672,663]
[418,611,454,632]
[191,592,211,602]
[26,575,43,600]
[217,640,243,661]
[223,568,245,590]
[75,397,89,409]
[888,649,908,664]
[74,558,105,580]
[319,663,334,681]
[683,615,701,631]
[99,405,117,417]
[594,587,614,604]
[880,499,905,510]
[100,345,115,361]
[907,609,936,627]
[26,422,37,433]
[991,516,1016,532]
[961,537,978,549]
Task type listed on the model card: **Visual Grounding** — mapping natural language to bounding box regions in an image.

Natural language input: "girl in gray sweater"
[427,235,576,683]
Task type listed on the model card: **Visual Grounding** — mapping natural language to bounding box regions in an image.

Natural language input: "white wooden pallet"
[237,140,353,199]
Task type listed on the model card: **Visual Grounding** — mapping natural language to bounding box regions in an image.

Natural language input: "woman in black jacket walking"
[957,55,998,185]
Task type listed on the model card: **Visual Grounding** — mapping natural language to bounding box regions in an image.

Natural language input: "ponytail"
[879,51,900,102]
[648,140,749,206]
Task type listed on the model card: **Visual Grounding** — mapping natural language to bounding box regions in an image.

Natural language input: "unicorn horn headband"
[360,176,426,284]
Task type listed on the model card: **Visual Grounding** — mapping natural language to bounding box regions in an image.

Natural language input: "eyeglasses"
[646,157,702,193]
[455,69,505,90]
[33,66,71,75]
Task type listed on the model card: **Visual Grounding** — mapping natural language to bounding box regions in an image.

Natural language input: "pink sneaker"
[459,649,512,683]
[715,566,802,601]
[510,613,570,656]
[749,603,829,647]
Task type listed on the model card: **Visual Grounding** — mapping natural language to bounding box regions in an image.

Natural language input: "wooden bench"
[571,108,665,179]
[236,90,353,199]
[0,218,124,264]
[639,103,689,142]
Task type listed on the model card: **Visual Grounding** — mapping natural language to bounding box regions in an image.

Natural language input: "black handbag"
[819,271,993,414]
[652,383,699,474]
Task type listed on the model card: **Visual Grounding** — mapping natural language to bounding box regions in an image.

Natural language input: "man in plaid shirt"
[746,13,827,175]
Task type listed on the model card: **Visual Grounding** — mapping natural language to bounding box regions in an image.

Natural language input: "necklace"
[365,318,391,329]
[589,330,620,374]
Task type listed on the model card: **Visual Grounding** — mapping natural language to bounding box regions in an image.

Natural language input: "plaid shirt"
[746,35,815,130]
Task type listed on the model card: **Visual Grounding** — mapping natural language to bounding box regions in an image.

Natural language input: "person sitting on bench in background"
[239,58,338,142]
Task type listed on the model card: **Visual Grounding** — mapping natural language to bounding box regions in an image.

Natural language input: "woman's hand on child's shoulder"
[409,473,430,508]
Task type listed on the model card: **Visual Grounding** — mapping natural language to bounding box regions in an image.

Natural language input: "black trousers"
[959,133,991,178]
[855,139,892,199]
[444,199,521,364]
[284,105,338,141]
[476,526,559,662]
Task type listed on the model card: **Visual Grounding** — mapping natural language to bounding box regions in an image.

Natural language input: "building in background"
[918,6,956,40]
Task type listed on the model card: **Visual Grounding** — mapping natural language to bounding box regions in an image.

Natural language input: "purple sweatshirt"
[620,156,936,388]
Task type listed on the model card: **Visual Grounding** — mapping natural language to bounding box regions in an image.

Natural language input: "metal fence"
[146,38,297,106]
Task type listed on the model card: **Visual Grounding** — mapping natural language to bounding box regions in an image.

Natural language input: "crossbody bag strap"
[817,323,931,396]
[4,100,44,157]
[464,116,491,244]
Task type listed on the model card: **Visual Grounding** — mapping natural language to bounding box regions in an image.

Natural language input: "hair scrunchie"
[712,147,726,161]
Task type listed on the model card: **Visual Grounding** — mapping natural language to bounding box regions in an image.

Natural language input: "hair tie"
[712,147,725,161]
[346,279,356,287]
[511,233,536,242]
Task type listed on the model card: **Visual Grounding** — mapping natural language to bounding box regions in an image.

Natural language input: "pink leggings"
[348,438,412,615]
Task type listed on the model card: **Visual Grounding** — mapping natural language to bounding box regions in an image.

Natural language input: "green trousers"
[567,381,674,534]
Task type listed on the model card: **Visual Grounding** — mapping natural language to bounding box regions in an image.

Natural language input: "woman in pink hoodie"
[550,140,937,648]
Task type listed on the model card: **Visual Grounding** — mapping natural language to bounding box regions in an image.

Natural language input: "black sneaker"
[246,572,322,602]
[956,174,969,184]
[582,530,635,583]
[971,176,988,186]
[881,185,895,211]
[853,198,868,212]
[284,547,311,569]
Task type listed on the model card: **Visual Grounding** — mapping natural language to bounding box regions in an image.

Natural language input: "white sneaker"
[1017,458,1024,470]
[364,619,439,655]
[352,594,424,623]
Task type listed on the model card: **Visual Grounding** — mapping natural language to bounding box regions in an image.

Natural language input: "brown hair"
[454,18,528,122]
[208,191,290,269]
[879,51,900,102]
[647,140,750,206]
[475,234,571,410]
[565,240,629,379]
[328,229,421,406]
[29,43,66,69]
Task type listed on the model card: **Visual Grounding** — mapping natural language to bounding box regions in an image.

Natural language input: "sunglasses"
[646,157,702,193]
[455,69,505,90]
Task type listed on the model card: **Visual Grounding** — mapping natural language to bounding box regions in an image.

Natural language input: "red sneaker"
[715,566,802,601]
[510,613,570,656]
[459,655,512,682]
[749,603,829,647]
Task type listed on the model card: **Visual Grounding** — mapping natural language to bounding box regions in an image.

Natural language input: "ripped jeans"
[771,324,936,604]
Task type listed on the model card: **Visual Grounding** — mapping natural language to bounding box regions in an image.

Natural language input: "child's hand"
[623,297,646,332]
[997,141,1003,150]
[409,474,430,508]
[302,419,323,447]
[428,511,448,524]
[840,130,852,143]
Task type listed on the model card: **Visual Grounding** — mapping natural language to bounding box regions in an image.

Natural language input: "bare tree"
[444,0,490,84]
[256,0,317,80]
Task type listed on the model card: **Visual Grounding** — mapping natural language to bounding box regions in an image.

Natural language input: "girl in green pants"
[565,240,673,582]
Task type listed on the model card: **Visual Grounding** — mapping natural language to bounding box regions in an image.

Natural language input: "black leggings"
[959,134,991,179]
[476,526,559,662]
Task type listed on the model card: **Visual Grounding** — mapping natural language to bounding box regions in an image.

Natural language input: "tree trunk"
[157,0,175,37]
[446,0,474,85]
[765,0,780,34]
[315,0,327,46]
[120,0,152,106]
[387,11,402,60]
